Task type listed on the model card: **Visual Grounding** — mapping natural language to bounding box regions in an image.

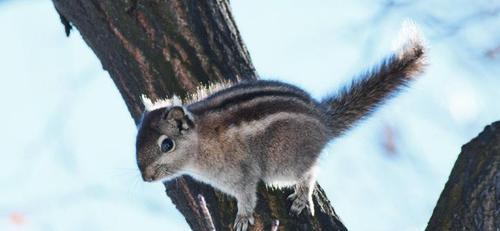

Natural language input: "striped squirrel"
[135,22,426,231]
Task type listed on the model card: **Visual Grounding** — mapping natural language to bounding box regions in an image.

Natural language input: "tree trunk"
[51,0,347,230]
[426,121,500,231]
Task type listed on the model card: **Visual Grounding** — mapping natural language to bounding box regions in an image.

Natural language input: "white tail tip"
[392,19,426,58]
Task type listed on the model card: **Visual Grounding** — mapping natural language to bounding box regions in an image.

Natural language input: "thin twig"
[197,194,216,231]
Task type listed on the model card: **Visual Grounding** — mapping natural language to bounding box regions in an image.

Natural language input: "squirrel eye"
[158,135,175,153]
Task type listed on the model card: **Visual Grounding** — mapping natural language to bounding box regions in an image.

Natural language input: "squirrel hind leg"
[233,180,258,231]
[288,167,317,216]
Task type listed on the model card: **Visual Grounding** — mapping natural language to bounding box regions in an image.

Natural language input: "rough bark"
[51,0,346,230]
[426,121,500,231]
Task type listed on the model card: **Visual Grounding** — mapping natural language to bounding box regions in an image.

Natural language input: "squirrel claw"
[233,214,254,231]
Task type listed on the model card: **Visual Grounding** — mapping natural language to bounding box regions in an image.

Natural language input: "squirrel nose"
[141,165,157,182]
[142,172,155,182]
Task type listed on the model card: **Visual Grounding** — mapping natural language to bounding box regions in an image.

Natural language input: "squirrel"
[135,21,426,231]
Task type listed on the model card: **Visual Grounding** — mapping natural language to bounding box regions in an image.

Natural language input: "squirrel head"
[136,106,197,182]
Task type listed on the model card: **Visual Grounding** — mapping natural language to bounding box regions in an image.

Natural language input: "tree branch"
[52,0,346,230]
[426,121,500,230]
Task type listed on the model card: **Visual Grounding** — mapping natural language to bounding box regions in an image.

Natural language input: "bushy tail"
[321,21,427,137]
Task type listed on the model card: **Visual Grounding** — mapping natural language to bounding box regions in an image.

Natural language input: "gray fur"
[135,24,426,231]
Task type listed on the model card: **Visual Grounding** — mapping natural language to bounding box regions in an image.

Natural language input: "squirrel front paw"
[233,213,254,231]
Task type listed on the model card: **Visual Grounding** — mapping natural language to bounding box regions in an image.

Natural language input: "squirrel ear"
[163,106,194,131]
[165,106,185,121]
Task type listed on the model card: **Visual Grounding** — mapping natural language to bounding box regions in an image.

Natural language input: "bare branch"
[198,194,216,231]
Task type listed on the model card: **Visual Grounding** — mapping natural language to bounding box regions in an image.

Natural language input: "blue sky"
[1,0,499,230]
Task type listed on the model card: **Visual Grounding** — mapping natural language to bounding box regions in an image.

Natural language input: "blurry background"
[0,0,499,230]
